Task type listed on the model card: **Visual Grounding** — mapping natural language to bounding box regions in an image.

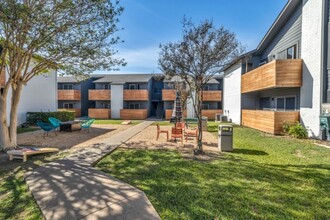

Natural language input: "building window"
[129,103,140,109]
[203,85,209,91]
[275,96,296,110]
[103,103,110,109]
[278,45,297,60]
[63,84,73,90]
[104,84,110,90]
[64,103,74,109]
[129,84,140,90]
[202,103,210,110]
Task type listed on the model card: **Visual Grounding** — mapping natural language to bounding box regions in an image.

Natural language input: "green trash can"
[218,125,233,152]
[320,115,330,141]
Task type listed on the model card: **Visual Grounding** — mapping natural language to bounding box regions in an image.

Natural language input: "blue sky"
[104,0,288,74]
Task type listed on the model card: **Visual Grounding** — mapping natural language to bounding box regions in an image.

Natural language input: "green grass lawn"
[94,119,141,125]
[17,127,39,134]
[97,124,330,219]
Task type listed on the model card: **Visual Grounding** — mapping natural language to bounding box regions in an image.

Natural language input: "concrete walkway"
[25,121,161,220]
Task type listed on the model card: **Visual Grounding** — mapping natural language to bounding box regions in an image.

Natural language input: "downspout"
[323,0,329,104]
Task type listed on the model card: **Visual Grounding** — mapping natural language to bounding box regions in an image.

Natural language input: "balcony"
[58,90,81,100]
[202,91,222,101]
[88,108,111,119]
[241,59,303,94]
[202,109,223,120]
[241,110,300,134]
[89,90,111,101]
[120,109,148,120]
[58,108,81,117]
[124,90,149,101]
[165,109,187,120]
[162,89,176,101]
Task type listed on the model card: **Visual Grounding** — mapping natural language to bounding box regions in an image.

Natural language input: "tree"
[159,18,243,153]
[0,0,125,150]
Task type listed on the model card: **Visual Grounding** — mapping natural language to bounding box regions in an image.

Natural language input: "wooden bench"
[7,148,59,162]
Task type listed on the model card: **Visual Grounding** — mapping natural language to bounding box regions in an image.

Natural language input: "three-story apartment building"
[59,74,223,120]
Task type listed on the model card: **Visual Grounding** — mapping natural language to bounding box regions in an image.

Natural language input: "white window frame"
[129,84,137,90]
[63,84,73,90]
[63,103,74,109]
[202,103,210,110]
[104,84,110,90]
[275,96,296,111]
[129,103,140,109]
[103,103,110,109]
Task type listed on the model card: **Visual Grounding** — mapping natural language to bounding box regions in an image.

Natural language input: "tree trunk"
[196,89,203,154]
[0,95,15,150]
[0,82,23,151]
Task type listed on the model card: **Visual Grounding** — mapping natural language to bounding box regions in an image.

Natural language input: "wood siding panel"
[58,108,81,117]
[120,109,148,120]
[58,90,81,100]
[202,91,222,101]
[201,110,223,120]
[165,110,187,120]
[242,110,300,134]
[89,90,111,101]
[124,90,148,101]
[162,89,176,101]
[88,109,111,119]
[241,59,302,93]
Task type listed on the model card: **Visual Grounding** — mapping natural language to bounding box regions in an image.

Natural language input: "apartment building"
[162,76,223,120]
[1,70,57,124]
[58,74,223,120]
[223,0,327,137]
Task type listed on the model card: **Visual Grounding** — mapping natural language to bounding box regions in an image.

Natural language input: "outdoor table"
[60,121,82,132]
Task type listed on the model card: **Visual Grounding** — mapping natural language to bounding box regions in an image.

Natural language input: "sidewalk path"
[25,121,160,220]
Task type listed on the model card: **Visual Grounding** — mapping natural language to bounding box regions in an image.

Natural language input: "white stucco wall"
[186,91,195,118]
[6,71,58,125]
[300,0,323,137]
[111,84,123,118]
[223,63,242,124]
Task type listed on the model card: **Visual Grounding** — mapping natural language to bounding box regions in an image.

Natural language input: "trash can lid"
[218,124,233,128]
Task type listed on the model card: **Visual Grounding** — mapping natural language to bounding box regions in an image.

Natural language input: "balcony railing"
[58,90,81,100]
[241,59,303,93]
[88,90,111,101]
[124,90,148,101]
[241,109,300,134]
[58,108,81,117]
[120,109,148,119]
[165,109,187,120]
[162,89,176,101]
[201,109,223,120]
[202,91,222,101]
[88,108,111,119]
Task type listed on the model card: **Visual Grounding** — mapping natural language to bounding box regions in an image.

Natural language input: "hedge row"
[26,111,75,125]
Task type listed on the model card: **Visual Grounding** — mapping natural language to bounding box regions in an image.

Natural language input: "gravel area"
[121,125,220,159]
[18,124,133,152]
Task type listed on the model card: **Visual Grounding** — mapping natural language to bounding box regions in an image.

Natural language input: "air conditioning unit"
[215,114,228,122]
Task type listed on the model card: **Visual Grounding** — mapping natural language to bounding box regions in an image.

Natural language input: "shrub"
[282,121,295,133]
[283,121,308,139]
[26,111,75,125]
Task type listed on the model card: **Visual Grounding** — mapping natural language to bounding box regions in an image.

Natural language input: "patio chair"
[185,128,198,142]
[48,117,62,130]
[81,119,95,133]
[36,121,57,138]
[171,127,183,144]
[175,122,186,130]
[156,123,169,141]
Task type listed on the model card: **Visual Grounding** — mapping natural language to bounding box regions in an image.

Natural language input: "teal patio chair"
[36,122,57,138]
[81,119,95,133]
[48,117,62,130]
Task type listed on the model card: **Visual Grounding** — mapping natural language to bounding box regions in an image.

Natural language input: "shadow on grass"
[232,148,268,155]
[97,148,330,220]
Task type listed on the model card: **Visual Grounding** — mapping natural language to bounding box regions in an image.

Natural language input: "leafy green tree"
[159,18,243,153]
[0,0,125,150]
